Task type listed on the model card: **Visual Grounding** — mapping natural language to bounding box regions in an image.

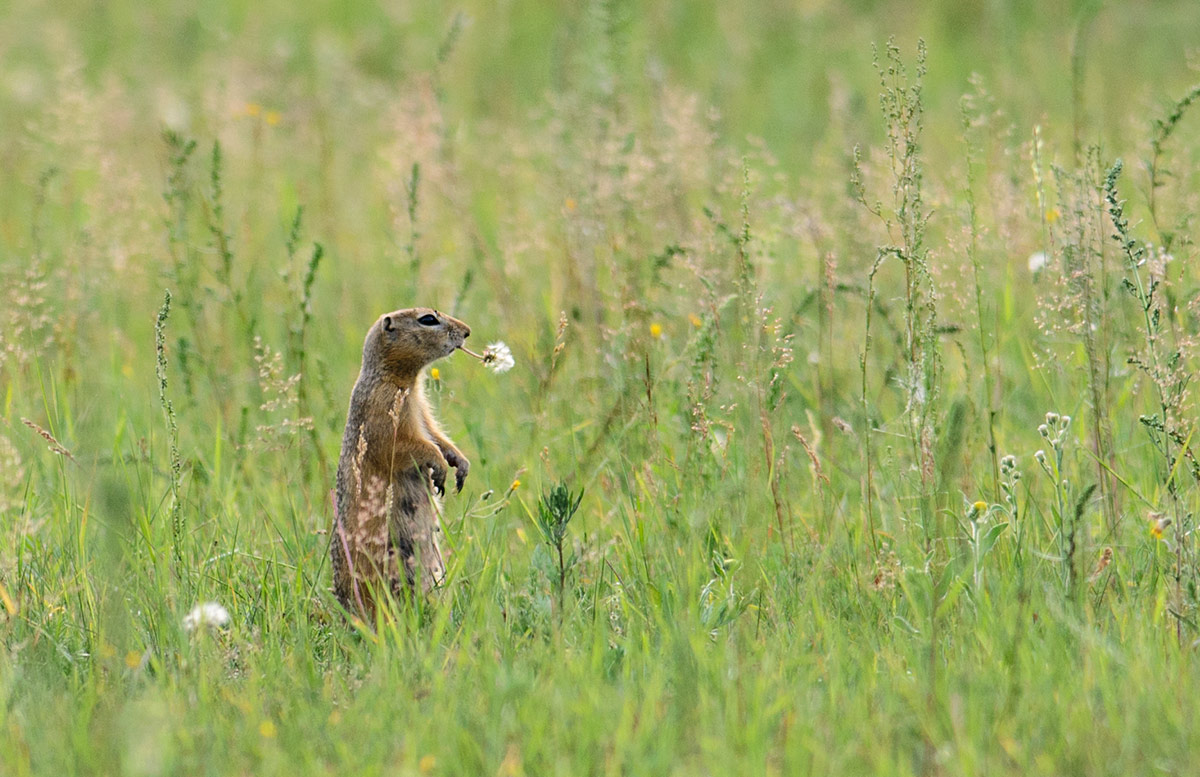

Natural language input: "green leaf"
[980,521,1010,557]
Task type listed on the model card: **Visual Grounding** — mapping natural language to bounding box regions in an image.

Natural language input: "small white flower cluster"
[1034,412,1071,483]
[182,601,230,633]
[1036,411,1071,447]
[999,454,1021,515]
[482,341,515,374]
[1028,251,1048,273]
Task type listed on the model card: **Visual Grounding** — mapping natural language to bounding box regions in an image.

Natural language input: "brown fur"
[331,308,471,618]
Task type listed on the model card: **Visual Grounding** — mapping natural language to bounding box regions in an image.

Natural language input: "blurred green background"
[4,0,1199,176]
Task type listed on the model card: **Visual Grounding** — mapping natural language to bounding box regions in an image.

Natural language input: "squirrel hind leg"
[387,524,447,594]
[387,476,447,594]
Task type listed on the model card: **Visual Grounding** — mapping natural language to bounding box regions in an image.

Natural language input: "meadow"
[3,1,1200,774]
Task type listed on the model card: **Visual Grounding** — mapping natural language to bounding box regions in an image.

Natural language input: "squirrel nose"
[463,326,471,339]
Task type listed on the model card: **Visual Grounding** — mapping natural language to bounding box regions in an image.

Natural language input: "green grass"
[3,1,1200,774]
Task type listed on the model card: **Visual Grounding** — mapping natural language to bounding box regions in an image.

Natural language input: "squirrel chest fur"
[331,308,471,616]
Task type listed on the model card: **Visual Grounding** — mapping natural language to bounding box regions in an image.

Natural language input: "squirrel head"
[363,308,471,382]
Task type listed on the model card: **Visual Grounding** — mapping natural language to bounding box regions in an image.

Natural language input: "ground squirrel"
[332,308,471,617]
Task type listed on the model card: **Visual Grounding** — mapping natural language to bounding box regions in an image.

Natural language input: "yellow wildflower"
[1149,513,1171,540]
[265,110,281,126]
[564,197,577,213]
[259,720,277,738]
[244,102,262,117]
[688,313,703,328]
[650,323,663,339]
[430,368,440,381]
[419,755,437,774]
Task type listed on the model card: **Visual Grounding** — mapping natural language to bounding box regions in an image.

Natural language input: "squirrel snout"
[462,326,471,339]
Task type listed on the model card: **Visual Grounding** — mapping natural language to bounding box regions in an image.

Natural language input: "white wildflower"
[1027,251,1047,273]
[482,341,515,374]
[183,601,230,633]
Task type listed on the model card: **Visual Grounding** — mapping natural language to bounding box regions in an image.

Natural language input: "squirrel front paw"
[443,448,470,493]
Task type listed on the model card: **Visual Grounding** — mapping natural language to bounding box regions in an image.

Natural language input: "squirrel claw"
[444,450,469,493]
[430,465,447,496]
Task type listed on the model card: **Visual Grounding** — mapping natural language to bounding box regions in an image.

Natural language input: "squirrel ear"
[383,315,394,332]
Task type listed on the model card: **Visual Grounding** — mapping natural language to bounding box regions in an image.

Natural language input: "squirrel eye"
[417,314,439,326]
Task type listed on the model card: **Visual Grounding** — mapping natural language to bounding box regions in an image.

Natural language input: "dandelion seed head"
[1028,251,1048,273]
[183,601,230,633]
[482,342,515,374]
